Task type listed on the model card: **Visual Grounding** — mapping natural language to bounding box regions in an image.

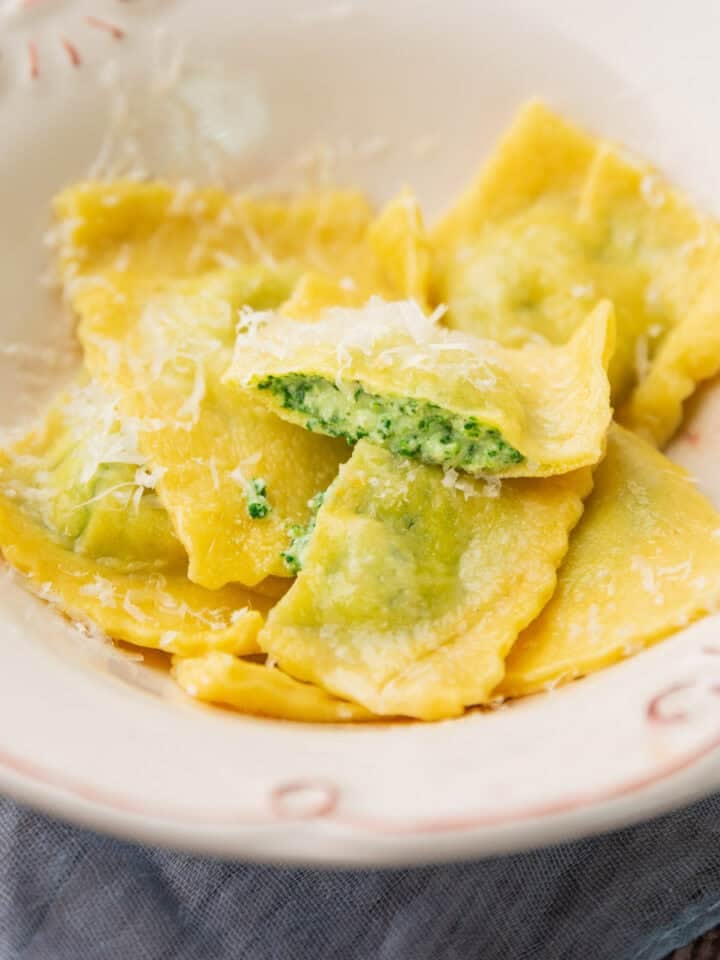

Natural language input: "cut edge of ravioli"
[228,298,614,478]
[172,651,374,722]
[498,425,720,698]
[79,276,350,589]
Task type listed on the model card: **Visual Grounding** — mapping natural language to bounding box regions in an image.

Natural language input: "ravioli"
[0,383,266,655]
[577,146,720,445]
[227,298,614,477]
[98,275,349,588]
[258,440,592,719]
[279,190,431,318]
[432,100,595,339]
[52,181,394,587]
[432,100,720,429]
[55,180,430,337]
[67,260,301,384]
[1,379,184,568]
[173,652,372,722]
[499,425,720,697]
[367,190,432,308]
[53,180,364,380]
[434,100,597,243]
[54,179,374,303]
[11,119,717,726]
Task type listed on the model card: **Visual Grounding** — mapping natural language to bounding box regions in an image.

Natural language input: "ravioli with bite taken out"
[225,298,614,479]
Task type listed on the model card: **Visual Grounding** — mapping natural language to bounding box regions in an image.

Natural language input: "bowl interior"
[1,0,720,864]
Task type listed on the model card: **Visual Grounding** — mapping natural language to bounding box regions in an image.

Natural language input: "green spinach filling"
[281,491,324,574]
[258,375,524,473]
[245,477,272,519]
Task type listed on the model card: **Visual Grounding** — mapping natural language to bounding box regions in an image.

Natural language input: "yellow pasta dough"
[52,180,402,587]
[432,100,720,434]
[258,440,592,720]
[0,384,266,655]
[367,190,432,308]
[578,146,720,445]
[0,505,265,656]
[54,178,365,377]
[54,180,374,302]
[1,379,184,568]
[98,276,349,588]
[279,190,431,318]
[432,99,597,242]
[499,425,720,697]
[7,111,715,725]
[67,261,301,383]
[432,101,596,351]
[173,652,372,722]
[227,298,614,477]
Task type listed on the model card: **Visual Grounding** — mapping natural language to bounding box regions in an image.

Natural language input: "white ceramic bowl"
[2,0,720,866]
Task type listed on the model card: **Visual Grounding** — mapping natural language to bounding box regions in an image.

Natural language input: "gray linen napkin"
[2,793,720,959]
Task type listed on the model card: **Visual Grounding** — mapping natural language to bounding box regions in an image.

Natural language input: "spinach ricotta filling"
[258,375,524,474]
[245,477,272,519]
[281,491,324,574]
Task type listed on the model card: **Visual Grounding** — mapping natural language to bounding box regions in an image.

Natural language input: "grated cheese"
[482,477,502,498]
[640,174,666,209]
[113,244,132,273]
[63,382,147,483]
[167,179,198,215]
[213,250,243,270]
[207,456,220,492]
[236,308,272,338]
[134,465,167,490]
[122,593,150,623]
[78,576,118,608]
[149,29,187,96]
[176,362,207,427]
[159,630,179,650]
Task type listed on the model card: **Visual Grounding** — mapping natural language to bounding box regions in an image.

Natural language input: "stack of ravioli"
[2,100,720,722]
